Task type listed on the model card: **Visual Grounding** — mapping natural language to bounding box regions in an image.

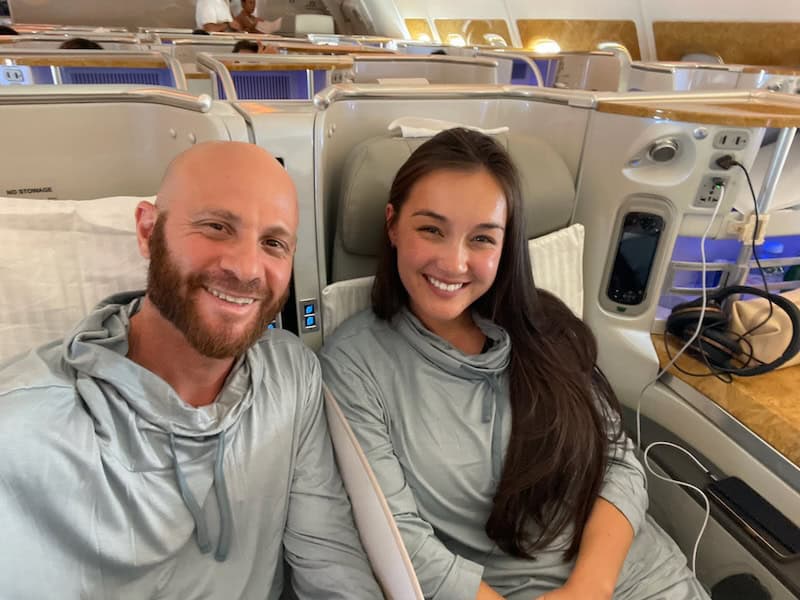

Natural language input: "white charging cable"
[633,183,727,577]
[636,183,726,452]
[643,442,711,575]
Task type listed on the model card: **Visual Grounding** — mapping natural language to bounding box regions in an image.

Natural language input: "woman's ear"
[386,204,397,247]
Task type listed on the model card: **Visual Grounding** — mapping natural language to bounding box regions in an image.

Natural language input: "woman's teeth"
[426,276,464,292]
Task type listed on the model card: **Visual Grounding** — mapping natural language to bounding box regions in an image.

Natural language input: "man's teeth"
[426,276,464,292]
[208,288,255,305]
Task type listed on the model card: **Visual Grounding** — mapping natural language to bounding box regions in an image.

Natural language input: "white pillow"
[322,275,374,338]
[0,196,152,363]
[321,223,585,338]
[528,223,584,318]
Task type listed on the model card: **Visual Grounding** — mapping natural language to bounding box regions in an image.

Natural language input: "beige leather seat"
[321,128,579,599]
[324,386,425,599]
[331,131,576,282]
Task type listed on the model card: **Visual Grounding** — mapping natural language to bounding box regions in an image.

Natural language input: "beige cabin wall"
[395,0,650,58]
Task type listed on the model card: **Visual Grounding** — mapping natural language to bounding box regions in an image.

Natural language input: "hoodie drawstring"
[213,432,233,561]
[169,432,234,561]
[482,374,505,482]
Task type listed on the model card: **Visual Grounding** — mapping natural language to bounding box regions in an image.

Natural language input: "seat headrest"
[337,132,575,262]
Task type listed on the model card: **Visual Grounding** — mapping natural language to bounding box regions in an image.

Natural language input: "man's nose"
[218,236,263,286]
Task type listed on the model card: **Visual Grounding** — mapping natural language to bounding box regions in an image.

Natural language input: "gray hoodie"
[0,292,382,599]
[321,308,709,600]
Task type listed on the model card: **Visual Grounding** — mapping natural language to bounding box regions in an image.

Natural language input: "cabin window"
[434,19,511,48]
[404,18,434,43]
[516,19,640,59]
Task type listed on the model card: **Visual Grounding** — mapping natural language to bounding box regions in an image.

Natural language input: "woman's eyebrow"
[411,209,447,222]
[475,222,505,231]
[411,210,504,231]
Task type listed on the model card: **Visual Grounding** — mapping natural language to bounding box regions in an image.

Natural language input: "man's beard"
[146,215,288,359]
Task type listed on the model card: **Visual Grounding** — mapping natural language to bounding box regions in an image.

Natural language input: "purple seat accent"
[313,69,327,94]
[30,66,54,84]
[509,58,540,86]
[59,67,175,87]
[533,58,559,87]
[230,70,310,100]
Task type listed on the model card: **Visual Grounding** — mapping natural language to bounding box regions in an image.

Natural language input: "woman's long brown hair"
[372,128,623,560]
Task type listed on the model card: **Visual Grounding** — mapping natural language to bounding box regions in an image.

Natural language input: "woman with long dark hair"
[320,128,708,600]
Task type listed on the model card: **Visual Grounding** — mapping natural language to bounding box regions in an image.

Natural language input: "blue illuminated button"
[304,303,315,315]
[267,321,277,329]
[305,315,316,328]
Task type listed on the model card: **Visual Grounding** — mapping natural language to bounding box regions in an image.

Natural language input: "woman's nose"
[437,240,469,275]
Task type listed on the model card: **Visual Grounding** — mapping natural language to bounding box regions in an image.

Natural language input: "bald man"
[0,142,382,599]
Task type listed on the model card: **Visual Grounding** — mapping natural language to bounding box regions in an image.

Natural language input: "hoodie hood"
[391,307,511,478]
[392,307,511,380]
[63,291,260,439]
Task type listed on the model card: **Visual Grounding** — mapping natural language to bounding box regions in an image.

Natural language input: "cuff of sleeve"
[599,479,647,535]
[432,555,484,600]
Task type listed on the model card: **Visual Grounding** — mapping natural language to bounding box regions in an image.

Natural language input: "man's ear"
[385,203,397,246]
[135,201,159,259]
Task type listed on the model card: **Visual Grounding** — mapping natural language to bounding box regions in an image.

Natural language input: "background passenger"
[59,37,103,49]
[321,128,710,600]
[232,39,260,53]
[195,0,244,32]
[0,142,381,599]
[234,0,282,34]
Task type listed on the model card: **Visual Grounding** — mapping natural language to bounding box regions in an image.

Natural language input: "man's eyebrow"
[411,210,504,231]
[193,208,241,225]
[261,224,296,243]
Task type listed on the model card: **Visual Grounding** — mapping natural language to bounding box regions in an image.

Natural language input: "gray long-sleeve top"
[0,292,382,599]
[321,308,708,600]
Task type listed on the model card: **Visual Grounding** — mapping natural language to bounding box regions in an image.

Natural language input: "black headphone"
[665,285,800,377]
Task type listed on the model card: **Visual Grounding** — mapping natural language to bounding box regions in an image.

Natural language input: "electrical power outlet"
[710,152,737,170]
[713,130,750,150]
[694,175,728,207]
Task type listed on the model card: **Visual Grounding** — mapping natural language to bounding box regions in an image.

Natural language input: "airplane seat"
[318,128,581,599]
[533,58,560,87]
[330,131,576,284]
[281,14,337,37]
[320,129,761,599]
[323,129,582,338]
[0,50,187,90]
[59,65,177,87]
[351,56,499,85]
[226,69,313,100]
[510,58,541,85]
[197,53,352,100]
[0,87,248,362]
